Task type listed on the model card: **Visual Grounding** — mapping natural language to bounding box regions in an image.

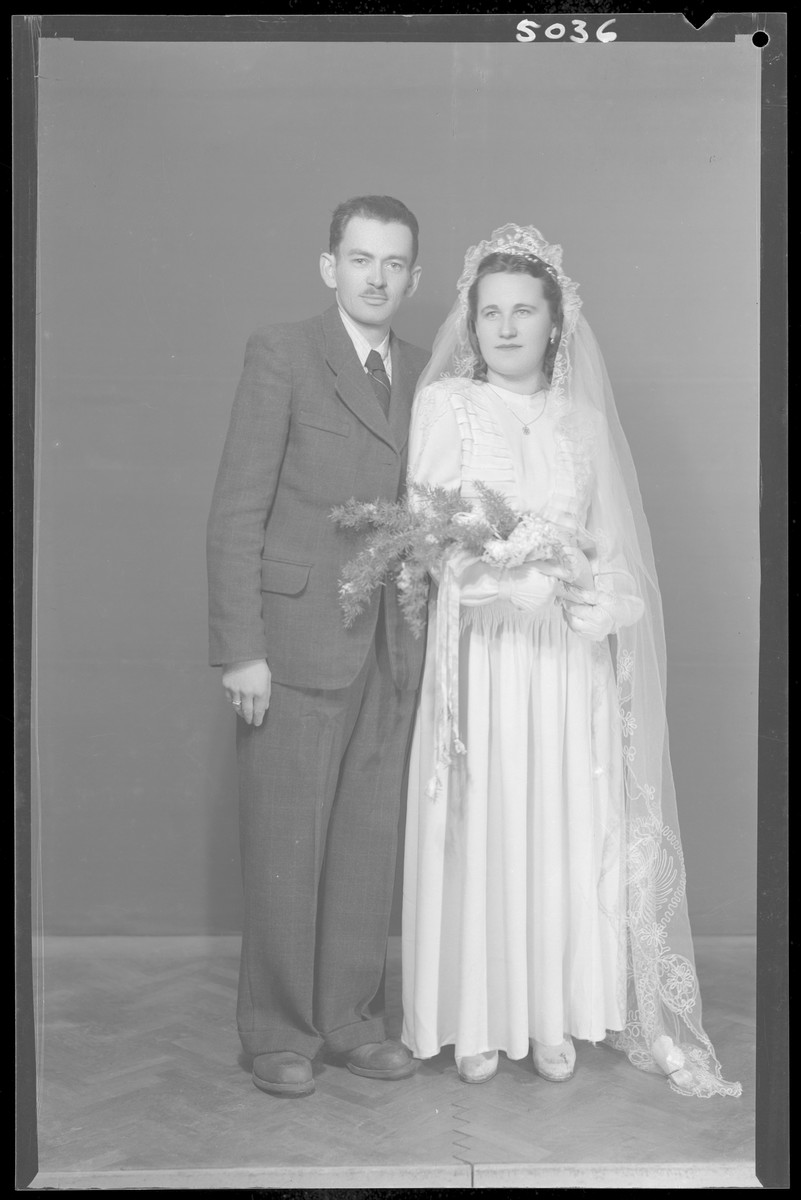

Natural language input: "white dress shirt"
[337,303,393,383]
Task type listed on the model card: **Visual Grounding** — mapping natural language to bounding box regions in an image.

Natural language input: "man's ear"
[405,264,422,298]
[320,252,337,291]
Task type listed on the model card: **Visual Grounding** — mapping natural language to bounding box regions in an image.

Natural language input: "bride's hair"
[466,252,564,383]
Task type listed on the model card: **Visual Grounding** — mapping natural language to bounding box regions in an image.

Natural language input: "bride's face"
[474,272,555,389]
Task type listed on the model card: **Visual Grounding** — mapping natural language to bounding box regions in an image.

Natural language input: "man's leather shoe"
[345,1040,417,1080]
[252,1051,315,1097]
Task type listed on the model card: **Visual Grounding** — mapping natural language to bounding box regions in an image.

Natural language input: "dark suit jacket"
[207,304,430,691]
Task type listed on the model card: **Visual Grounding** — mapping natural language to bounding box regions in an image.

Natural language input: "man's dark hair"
[329,195,420,264]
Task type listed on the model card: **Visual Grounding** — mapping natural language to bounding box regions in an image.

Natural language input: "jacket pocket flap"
[296,409,350,437]
[261,558,311,595]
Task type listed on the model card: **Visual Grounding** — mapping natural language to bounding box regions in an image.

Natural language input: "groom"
[207,196,429,1097]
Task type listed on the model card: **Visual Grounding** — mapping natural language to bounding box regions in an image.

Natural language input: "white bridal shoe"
[531,1036,576,1082]
[456,1050,499,1084]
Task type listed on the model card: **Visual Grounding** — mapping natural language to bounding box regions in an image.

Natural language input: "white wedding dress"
[401,377,643,1061]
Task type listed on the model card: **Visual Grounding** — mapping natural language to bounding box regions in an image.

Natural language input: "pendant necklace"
[487,382,548,435]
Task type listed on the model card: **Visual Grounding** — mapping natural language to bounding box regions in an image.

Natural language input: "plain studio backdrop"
[33,37,759,944]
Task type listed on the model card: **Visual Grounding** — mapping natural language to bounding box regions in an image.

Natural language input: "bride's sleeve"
[583,413,645,630]
[407,382,464,495]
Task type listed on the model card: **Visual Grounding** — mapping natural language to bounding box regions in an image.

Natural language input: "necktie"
[365,349,391,417]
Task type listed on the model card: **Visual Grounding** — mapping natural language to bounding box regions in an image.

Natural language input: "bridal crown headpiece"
[457,224,565,300]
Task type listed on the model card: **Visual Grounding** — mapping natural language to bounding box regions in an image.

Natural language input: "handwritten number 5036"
[516,18,617,43]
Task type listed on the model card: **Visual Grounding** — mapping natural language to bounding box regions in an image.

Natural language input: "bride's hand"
[563,579,645,633]
[562,592,616,641]
[531,547,595,590]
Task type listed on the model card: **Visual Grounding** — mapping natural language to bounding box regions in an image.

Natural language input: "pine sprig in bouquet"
[331,482,569,637]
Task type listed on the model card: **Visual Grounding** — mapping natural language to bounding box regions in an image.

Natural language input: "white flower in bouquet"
[481,513,566,569]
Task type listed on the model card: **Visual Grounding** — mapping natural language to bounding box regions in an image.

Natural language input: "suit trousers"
[235,606,417,1058]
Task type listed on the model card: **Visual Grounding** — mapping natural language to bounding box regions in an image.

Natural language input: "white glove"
[563,571,645,639]
[563,597,616,641]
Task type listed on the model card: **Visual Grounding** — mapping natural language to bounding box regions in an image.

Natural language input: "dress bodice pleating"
[412,378,599,550]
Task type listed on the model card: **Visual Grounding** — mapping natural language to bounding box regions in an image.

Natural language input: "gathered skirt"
[401,600,628,1061]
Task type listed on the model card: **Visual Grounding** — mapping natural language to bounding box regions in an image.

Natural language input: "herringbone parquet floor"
[31,935,757,1189]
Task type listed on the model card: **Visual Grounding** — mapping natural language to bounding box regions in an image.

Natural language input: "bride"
[400,224,741,1098]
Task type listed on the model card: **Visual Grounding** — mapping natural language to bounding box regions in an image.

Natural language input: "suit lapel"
[322,305,396,450]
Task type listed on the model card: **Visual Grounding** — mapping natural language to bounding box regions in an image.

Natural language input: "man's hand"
[222,659,272,726]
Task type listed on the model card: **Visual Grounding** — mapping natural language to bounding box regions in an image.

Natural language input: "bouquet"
[331,482,571,637]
